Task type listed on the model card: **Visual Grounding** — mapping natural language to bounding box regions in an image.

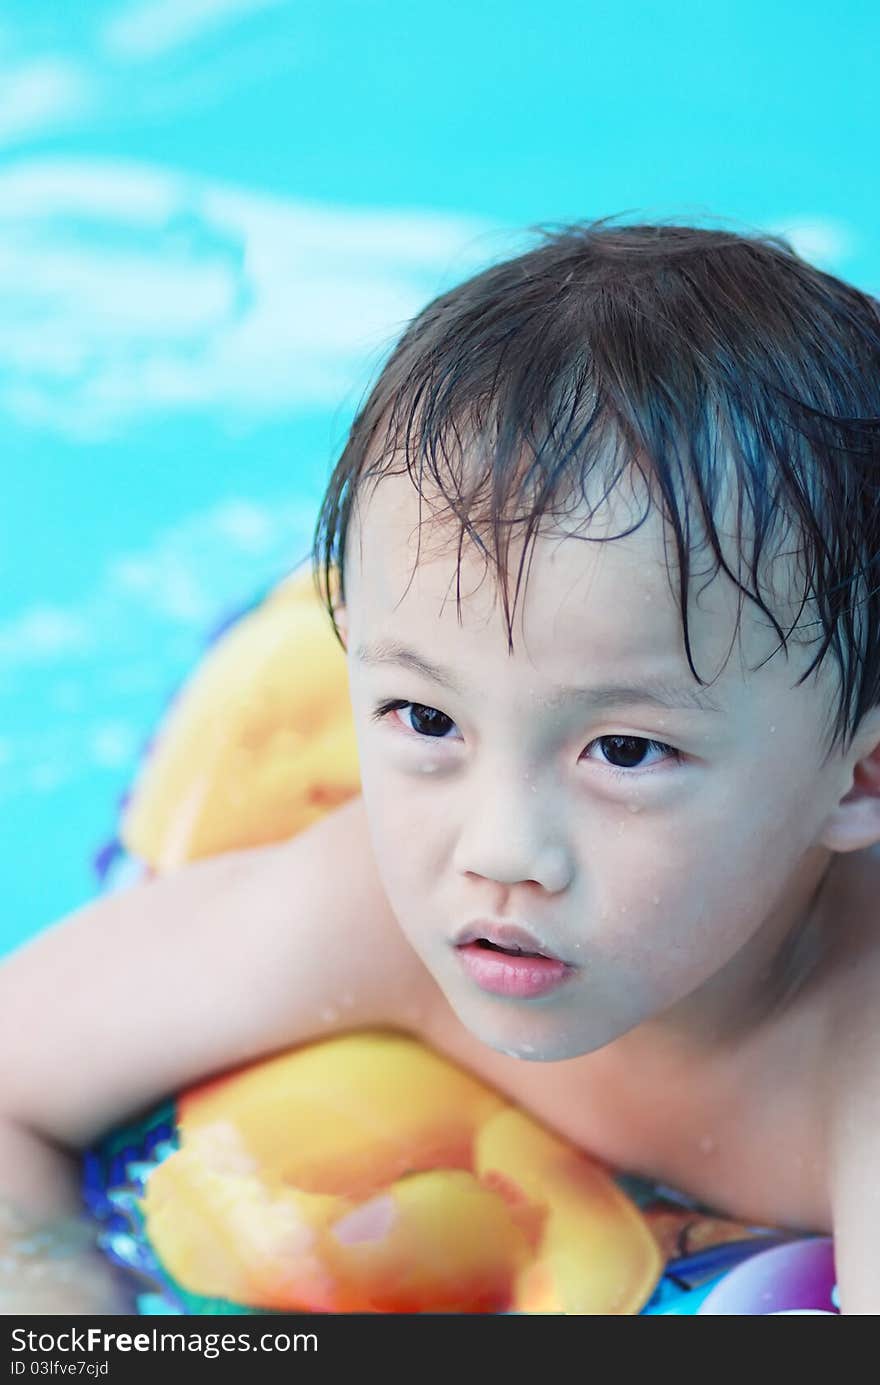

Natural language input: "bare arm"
[0,1124,137,1315]
[0,793,431,1310]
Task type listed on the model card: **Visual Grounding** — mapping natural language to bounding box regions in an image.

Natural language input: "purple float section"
[698,1238,838,1315]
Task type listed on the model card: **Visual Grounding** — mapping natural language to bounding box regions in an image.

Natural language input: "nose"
[451,767,573,894]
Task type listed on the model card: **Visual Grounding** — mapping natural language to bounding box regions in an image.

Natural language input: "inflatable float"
[84,564,839,1315]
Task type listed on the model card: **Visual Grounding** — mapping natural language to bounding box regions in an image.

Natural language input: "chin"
[490,1038,568,1063]
[447,993,599,1064]
[489,1029,600,1064]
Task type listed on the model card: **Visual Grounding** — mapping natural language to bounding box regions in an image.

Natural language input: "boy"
[1,217,879,1314]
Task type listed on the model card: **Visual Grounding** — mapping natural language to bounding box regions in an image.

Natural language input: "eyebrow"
[355,639,725,714]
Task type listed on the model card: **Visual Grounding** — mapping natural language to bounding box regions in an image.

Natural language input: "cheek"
[601,781,807,976]
[356,763,440,904]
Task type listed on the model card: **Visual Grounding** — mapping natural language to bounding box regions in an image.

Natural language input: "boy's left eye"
[369,699,682,775]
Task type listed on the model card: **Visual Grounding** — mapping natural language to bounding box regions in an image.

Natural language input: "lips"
[453,918,566,963]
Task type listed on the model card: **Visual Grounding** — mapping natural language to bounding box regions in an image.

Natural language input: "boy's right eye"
[370,699,459,739]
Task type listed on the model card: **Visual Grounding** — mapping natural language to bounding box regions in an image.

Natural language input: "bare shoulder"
[820,847,880,1313]
[823,845,880,1039]
[0,795,435,1149]
[804,846,880,1137]
[819,844,880,1174]
[267,792,441,1028]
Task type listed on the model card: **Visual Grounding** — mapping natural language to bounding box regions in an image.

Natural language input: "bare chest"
[420,996,834,1235]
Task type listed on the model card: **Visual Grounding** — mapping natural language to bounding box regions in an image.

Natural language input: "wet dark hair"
[311,214,880,758]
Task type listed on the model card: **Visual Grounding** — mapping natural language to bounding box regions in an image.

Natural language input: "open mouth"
[471,939,546,959]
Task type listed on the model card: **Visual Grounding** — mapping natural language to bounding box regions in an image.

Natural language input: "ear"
[818,705,880,854]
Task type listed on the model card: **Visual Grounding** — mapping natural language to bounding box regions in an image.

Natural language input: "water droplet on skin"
[319,1006,339,1024]
[698,1134,716,1155]
[520,1042,536,1055]
[769,725,776,734]
[419,760,440,774]
[652,895,661,906]
[600,906,610,920]
[626,800,643,814]
[619,904,628,914]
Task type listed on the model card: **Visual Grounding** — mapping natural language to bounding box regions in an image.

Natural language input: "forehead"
[344,468,788,694]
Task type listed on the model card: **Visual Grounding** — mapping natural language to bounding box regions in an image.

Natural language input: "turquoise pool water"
[2,0,879,953]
